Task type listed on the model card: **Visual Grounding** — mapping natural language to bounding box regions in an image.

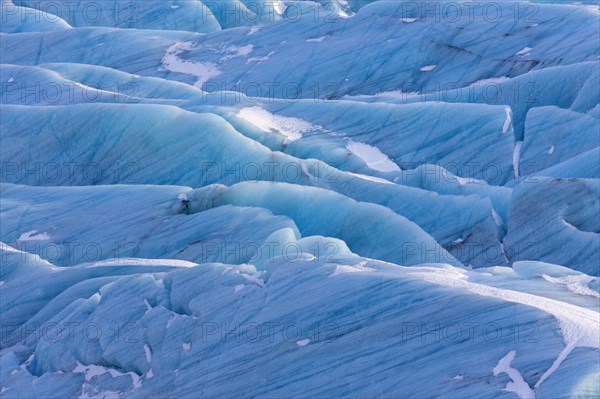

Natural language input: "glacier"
[0,0,599,398]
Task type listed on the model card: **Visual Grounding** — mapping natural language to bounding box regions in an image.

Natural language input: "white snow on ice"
[562,218,579,230]
[273,1,285,15]
[17,230,51,241]
[492,209,503,227]
[144,299,152,314]
[79,258,198,268]
[331,261,376,277]
[346,172,395,185]
[219,45,253,62]
[73,362,141,390]
[541,274,600,299]
[246,51,275,64]
[234,284,245,293]
[516,47,533,56]
[237,107,319,142]
[469,76,511,86]
[346,141,401,172]
[161,42,222,88]
[143,344,152,363]
[493,351,536,399]
[420,65,436,72]
[513,141,523,178]
[503,107,513,134]
[344,90,421,101]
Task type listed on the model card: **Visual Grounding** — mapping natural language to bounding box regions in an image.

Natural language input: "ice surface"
[504,178,599,275]
[1,238,598,397]
[1,0,599,397]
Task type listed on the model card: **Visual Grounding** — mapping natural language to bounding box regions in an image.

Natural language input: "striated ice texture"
[0,0,598,397]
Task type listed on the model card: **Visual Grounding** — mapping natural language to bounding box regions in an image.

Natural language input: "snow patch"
[166,316,175,328]
[420,65,436,72]
[273,1,285,15]
[516,47,533,56]
[234,284,245,293]
[306,36,326,43]
[161,42,221,88]
[513,141,523,178]
[492,209,503,227]
[331,261,376,277]
[493,351,535,399]
[300,161,319,183]
[143,344,152,363]
[246,51,275,64]
[240,271,265,287]
[73,363,111,382]
[503,107,512,134]
[219,45,253,62]
[18,230,51,241]
[469,76,511,86]
[562,219,578,230]
[541,274,600,299]
[548,145,555,155]
[296,339,310,346]
[455,176,480,186]
[346,172,394,185]
[73,362,141,391]
[344,90,421,101]
[237,107,318,142]
[400,18,418,23]
[346,141,400,172]
[534,344,574,389]
[81,258,197,268]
